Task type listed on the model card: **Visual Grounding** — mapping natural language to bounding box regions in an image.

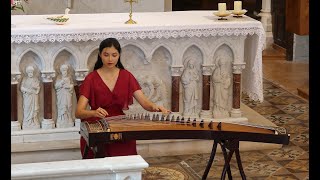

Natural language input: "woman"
[75,38,170,158]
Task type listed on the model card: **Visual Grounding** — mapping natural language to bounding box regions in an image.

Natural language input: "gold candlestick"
[124,0,138,24]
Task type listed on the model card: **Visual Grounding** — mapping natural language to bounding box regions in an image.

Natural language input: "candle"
[234,1,242,12]
[218,3,227,13]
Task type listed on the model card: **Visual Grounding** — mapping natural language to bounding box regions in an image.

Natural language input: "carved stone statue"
[181,59,200,117]
[20,65,41,129]
[212,56,231,118]
[55,64,74,128]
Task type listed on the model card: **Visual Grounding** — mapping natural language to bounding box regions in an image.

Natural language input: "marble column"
[75,69,88,100]
[258,0,273,48]
[200,64,214,119]
[74,69,88,128]
[170,65,183,116]
[230,63,245,118]
[41,72,55,129]
[11,73,21,131]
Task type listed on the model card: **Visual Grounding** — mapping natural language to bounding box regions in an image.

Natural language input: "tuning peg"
[165,115,170,121]
[200,119,204,128]
[170,115,175,122]
[192,118,197,127]
[176,116,180,122]
[208,121,214,129]
[180,117,184,124]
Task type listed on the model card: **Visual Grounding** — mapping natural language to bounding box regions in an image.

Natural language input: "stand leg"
[221,150,235,180]
[202,141,218,180]
[220,142,233,180]
[235,149,246,180]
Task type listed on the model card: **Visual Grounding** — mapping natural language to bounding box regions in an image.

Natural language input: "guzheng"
[80,113,290,180]
[80,113,290,147]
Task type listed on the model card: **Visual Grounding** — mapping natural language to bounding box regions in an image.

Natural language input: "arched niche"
[121,44,147,73]
[87,48,99,73]
[53,49,77,82]
[18,51,43,78]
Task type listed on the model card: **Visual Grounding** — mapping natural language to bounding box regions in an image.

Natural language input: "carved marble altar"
[11,11,265,135]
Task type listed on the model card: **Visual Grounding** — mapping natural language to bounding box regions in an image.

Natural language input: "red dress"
[79,69,141,158]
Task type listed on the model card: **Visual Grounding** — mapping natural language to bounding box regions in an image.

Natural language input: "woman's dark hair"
[93,38,125,70]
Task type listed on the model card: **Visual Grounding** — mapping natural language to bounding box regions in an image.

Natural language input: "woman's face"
[100,46,120,69]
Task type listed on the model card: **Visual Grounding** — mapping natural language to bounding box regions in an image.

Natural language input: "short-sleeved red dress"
[79,69,141,158]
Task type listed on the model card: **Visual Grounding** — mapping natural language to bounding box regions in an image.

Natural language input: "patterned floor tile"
[268,96,301,105]
[294,113,309,122]
[242,96,273,107]
[272,166,296,176]
[284,159,309,173]
[265,174,300,180]
[264,114,296,126]
[252,106,283,115]
[263,88,288,97]
[290,133,309,146]
[292,172,309,180]
[282,124,308,134]
[276,104,309,115]
[243,161,282,177]
[142,165,195,180]
[232,151,267,163]
[263,146,307,161]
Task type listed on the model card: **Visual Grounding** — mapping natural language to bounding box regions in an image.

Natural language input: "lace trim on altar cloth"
[242,29,265,102]
[11,27,264,44]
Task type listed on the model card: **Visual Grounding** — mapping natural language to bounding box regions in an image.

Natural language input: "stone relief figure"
[150,76,168,106]
[20,65,41,129]
[212,55,231,118]
[181,59,200,117]
[140,75,155,100]
[54,64,74,128]
[126,74,167,115]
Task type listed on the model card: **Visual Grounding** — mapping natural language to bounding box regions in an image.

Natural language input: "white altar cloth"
[11,11,265,101]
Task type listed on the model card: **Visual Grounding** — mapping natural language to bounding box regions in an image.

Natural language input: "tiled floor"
[141,49,309,179]
[262,60,309,99]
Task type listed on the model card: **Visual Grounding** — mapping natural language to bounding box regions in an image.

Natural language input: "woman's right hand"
[93,107,108,118]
